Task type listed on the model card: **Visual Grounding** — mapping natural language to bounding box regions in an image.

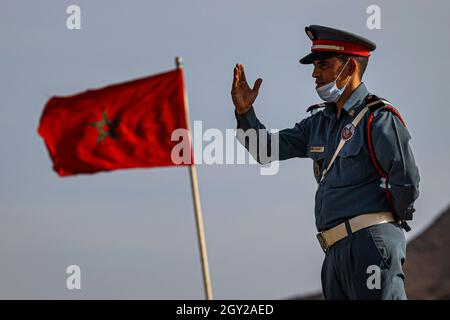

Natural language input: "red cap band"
[311,39,371,57]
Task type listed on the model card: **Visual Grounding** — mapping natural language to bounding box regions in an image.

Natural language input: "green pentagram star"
[91,110,119,143]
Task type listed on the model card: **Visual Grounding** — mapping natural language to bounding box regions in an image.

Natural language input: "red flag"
[38,68,192,176]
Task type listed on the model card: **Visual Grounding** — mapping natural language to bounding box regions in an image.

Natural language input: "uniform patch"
[341,123,355,141]
[310,146,325,153]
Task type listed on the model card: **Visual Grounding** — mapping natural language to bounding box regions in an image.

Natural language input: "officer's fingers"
[253,78,263,94]
[232,76,238,91]
[232,66,239,90]
[237,64,242,82]
[233,74,239,87]
[240,64,247,83]
[233,64,243,91]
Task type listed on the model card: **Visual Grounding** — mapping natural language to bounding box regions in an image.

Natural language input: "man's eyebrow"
[313,60,328,66]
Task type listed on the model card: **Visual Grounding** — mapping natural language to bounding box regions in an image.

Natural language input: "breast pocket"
[327,136,369,187]
[307,145,326,184]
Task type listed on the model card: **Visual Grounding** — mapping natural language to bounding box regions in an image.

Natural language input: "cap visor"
[299,51,338,64]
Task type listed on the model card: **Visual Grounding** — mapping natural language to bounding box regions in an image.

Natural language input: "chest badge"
[341,123,355,141]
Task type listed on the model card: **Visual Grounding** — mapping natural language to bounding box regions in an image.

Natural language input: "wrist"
[236,106,252,115]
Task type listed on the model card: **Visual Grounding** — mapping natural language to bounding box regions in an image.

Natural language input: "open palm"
[231,64,263,114]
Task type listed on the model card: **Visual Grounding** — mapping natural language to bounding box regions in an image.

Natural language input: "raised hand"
[231,64,263,114]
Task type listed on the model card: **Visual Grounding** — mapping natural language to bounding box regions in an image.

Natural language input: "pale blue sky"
[1,0,449,299]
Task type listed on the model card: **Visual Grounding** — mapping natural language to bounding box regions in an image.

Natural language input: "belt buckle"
[316,231,330,253]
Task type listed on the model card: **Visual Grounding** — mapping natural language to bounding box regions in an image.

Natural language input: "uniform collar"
[342,82,369,117]
[322,82,369,119]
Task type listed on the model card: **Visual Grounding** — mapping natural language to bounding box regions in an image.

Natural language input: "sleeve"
[370,109,420,220]
[234,106,309,164]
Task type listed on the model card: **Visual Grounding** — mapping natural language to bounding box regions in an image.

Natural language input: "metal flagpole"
[175,56,213,300]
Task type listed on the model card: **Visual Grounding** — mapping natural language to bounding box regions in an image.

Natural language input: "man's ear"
[348,58,358,77]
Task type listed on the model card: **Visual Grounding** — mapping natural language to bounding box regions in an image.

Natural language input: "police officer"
[231,25,420,300]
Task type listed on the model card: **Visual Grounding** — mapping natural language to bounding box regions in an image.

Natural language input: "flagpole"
[175,56,213,300]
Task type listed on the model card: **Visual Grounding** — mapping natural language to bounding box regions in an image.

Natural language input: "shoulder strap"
[365,95,411,230]
[306,103,327,114]
[365,94,407,127]
[365,94,407,178]
[366,95,392,177]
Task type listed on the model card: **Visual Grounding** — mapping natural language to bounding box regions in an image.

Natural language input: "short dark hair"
[335,54,369,79]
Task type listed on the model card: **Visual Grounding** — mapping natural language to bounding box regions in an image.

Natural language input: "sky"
[1,0,450,299]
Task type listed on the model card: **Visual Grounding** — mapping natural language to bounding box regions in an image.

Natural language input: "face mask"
[316,59,351,103]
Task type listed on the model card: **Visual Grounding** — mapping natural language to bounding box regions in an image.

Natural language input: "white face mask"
[315,59,351,103]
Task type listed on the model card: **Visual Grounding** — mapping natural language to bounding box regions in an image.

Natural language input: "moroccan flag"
[38,68,193,176]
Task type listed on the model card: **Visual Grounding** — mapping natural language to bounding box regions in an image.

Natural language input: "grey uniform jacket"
[235,82,420,231]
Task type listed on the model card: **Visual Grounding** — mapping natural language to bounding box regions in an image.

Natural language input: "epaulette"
[306,103,327,114]
[365,94,393,111]
[364,94,406,127]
